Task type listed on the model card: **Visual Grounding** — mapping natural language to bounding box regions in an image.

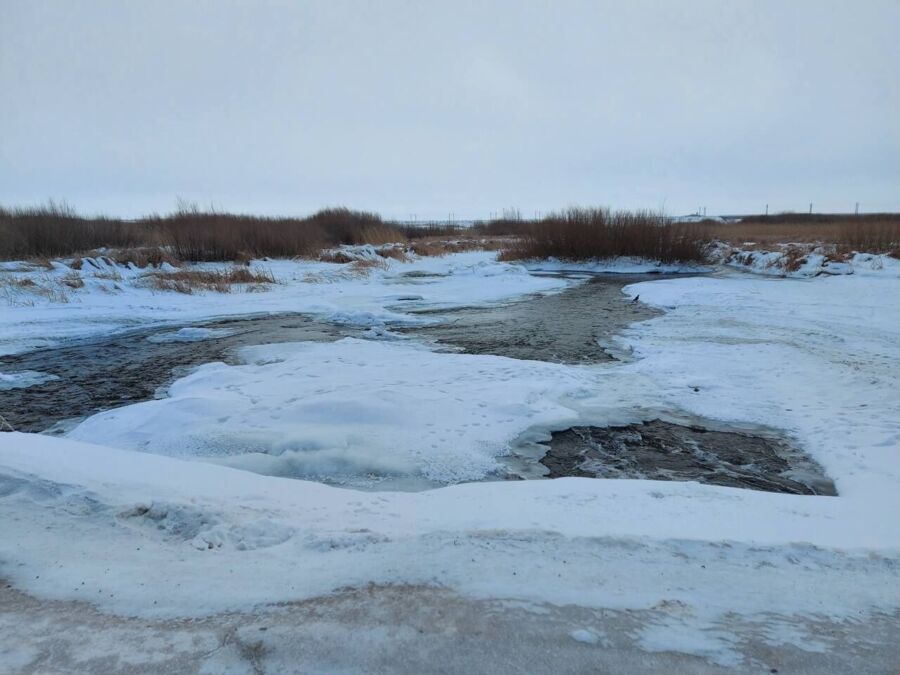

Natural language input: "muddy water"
[403,273,662,363]
[0,315,356,433]
[539,420,836,495]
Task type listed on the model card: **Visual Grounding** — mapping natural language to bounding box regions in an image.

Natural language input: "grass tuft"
[142,267,277,294]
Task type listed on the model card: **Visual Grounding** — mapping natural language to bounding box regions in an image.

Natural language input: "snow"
[0,370,59,391]
[2,250,899,667]
[619,271,900,502]
[67,338,596,487]
[717,246,900,278]
[145,327,236,343]
[638,617,742,667]
[569,628,608,646]
[1,428,898,669]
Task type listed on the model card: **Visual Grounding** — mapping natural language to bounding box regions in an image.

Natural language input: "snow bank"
[716,244,900,278]
[68,338,597,486]
[1,432,897,624]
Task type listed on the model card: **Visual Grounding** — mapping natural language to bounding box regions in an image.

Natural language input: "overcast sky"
[2,1,898,219]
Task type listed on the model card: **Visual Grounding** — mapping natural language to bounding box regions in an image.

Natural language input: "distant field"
[706,213,900,252]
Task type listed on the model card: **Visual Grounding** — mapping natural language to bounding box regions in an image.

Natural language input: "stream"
[0,272,835,495]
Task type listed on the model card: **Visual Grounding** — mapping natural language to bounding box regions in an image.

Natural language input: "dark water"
[539,420,836,496]
[402,273,662,363]
[0,315,356,433]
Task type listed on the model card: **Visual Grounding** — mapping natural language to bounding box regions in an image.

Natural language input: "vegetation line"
[2,202,898,262]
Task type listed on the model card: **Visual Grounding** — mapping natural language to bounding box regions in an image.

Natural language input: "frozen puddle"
[533,419,837,496]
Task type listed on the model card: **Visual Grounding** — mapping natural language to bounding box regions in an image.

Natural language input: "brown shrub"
[110,247,182,268]
[500,208,709,263]
[0,202,151,259]
[410,241,446,257]
[0,203,404,262]
[781,248,806,273]
[60,271,85,288]
[5,202,899,261]
[361,225,406,246]
[143,266,277,294]
[318,250,356,264]
[28,257,55,269]
[376,246,410,262]
[348,258,389,274]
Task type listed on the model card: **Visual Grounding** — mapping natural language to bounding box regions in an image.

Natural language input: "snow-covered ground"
[716,245,899,278]
[1,250,899,671]
[0,250,569,356]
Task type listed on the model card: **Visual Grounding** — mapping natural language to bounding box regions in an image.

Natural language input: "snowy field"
[0,251,568,356]
[1,250,899,672]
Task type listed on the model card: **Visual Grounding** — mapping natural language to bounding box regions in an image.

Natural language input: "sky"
[1,0,898,219]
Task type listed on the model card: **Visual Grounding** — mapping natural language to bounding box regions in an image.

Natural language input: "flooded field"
[0,272,834,496]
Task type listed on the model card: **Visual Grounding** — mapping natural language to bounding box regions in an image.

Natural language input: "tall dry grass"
[0,203,405,261]
[0,201,152,259]
[836,219,900,254]
[5,203,897,263]
[500,208,709,263]
[709,213,900,253]
[142,267,277,294]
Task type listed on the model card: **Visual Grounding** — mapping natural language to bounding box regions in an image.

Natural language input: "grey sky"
[2,0,898,218]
